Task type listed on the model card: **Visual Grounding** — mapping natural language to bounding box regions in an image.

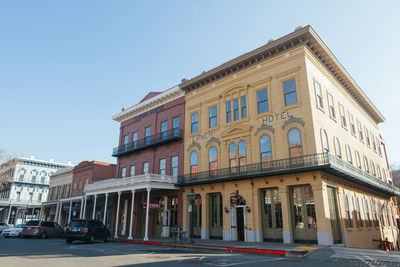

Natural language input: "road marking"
[199,256,206,261]
[297,246,318,250]
[207,257,285,266]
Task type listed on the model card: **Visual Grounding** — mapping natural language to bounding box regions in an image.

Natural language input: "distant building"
[0,156,72,225]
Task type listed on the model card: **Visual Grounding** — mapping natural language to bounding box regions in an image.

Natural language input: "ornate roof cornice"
[180,25,384,124]
[112,85,184,123]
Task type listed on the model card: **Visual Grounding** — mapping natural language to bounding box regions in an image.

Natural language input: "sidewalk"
[114,237,322,257]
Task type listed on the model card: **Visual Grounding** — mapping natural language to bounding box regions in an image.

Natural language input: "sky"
[0,0,399,167]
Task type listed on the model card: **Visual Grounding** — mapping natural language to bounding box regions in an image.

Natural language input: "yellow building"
[179,25,400,249]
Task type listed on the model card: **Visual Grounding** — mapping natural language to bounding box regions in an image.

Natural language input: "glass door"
[209,193,223,239]
[261,188,283,241]
[327,186,342,244]
[290,185,317,243]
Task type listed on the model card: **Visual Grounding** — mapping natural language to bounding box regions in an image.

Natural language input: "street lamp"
[188,189,196,244]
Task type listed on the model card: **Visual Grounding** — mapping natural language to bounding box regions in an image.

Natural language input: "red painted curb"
[117,239,286,256]
[226,247,286,255]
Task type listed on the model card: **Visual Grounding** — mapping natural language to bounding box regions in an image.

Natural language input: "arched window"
[363,156,369,173]
[209,147,218,175]
[382,168,386,181]
[321,129,329,153]
[345,145,352,164]
[260,135,272,162]
[377,165,382,179]
[288,128,303,158]
[370,161,376,176]
[190,151,198,175]
[334,137,341,158]
[229,143,237,168]
[355,151,361,169]
[239,141,247,166]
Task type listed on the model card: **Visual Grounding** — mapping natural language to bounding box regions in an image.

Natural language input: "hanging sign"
[230,196,238,204]
[146,203,161,209]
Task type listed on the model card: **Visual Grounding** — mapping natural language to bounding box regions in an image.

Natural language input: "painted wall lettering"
[192,131,216,143]
[133,106,165,122]
[262,111,293,125]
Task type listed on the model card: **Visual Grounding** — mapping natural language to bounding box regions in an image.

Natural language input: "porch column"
[278,186,293,244]
[57,202,62,224]
[144,187,151,241]
[128,190,135,240]
[92,194,97,220]
[55,202,59,223]
[80,197,84,218]
[68,201,72,223]
[162,195,169,237]
[82,195,87,219]
[6,205,12,224]
[114,191,121,239]
[103,193,109,225]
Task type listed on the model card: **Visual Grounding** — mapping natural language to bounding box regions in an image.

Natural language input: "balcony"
[112,129,183,157]
[84,173,178,195]
[178,153,400,196]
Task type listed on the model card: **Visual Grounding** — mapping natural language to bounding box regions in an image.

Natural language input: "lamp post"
[188,189,196,244]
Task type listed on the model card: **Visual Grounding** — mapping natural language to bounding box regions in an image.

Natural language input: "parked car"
[2,224,24,238]
[65,219,110,244]
[21,220,64,239]
[0,222,9,233]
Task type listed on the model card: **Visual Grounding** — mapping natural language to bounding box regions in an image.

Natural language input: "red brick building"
[84,86,185,240]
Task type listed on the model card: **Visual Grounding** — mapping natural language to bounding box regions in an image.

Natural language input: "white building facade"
[0,156,72,225]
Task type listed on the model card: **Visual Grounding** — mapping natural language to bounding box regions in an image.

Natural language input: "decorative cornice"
[206,137,221,147]
[112,86,184,123]
[187,141,201,152]
[282,116,305,130]
[255,124,275,136]
[180,25,384,124]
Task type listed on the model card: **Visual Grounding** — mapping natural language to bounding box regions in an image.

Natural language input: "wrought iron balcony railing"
[178,153,400,196]
[112,128,183,157]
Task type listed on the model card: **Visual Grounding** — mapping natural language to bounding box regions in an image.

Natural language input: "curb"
[116,239,295,257]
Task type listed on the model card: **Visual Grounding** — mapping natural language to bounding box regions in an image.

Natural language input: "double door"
[261,188,283,241]
[209,193,223,239]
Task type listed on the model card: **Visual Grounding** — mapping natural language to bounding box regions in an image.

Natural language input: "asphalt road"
[0,235,398,267]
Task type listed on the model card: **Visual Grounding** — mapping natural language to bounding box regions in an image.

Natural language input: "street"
[1,236,400,267]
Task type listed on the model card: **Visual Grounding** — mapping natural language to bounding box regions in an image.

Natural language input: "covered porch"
[84,173,181,241]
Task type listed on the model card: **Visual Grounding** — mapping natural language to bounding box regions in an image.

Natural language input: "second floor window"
[357,121,364,141]
[121,167,126,178]
[129,165,135,176]
[191,112,199,133]
[238,141,247,166]
[355,151,361,169]
[241,96,247,119]
[143,161,149,174]
[190,151,198,174]
[209,146,218,174]
[173,116,180,136]
[257,89,269,114]
[364,127,370,146]
[334,137,341,158]
[132,132,138,148]
[363,156,369,173]
[321,129,329,153]
[124,134,129,149]
[159,158,166,175]
[288,128,303,158]
[229,143,237,168]
[346,145,352,164]
[171,155,178,177]
[283,79,297,105]
[260,135,272,162]
[209,106,217,128]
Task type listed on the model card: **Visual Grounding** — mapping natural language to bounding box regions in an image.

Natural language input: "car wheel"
[66,238,72,244]
[40,232,47,239]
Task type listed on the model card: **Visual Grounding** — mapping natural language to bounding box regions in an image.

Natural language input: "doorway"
[327,186,342,244]
[261,188,283,242]
[209,193,223,239]
[236,206,245,241]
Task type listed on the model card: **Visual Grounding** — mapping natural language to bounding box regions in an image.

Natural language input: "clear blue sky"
[1,1,399,167]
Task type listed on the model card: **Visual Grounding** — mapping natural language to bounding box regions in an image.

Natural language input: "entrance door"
[209,193,223,239]
[290,185,317,243]
[193,195,202,238]
[327,186,342,244]
[236,207,244,241]
[261,188,283,241]
[137,204,146,237]
[153,209,163,237]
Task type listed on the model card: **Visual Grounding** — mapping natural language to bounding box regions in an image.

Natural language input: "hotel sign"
[192,131,216,143]
[133,105,165,122]
[262,111,293,125]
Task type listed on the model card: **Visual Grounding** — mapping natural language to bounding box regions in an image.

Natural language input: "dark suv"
[65,219,110,244]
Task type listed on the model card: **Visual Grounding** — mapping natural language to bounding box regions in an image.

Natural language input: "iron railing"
[112,128,183,157]
[178,153,400,196]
